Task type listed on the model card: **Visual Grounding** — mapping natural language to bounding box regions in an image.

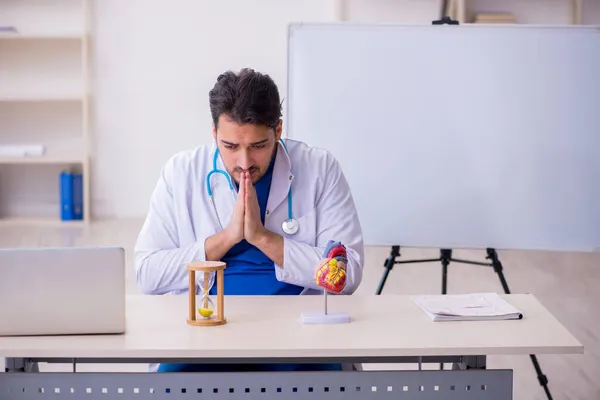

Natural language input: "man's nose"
[238,150,252,170]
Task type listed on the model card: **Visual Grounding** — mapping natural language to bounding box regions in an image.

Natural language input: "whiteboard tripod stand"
[369,14,554,400]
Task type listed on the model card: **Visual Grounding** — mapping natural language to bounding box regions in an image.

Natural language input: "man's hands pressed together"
[205,172,284,266]
[224,172,246,245]
[242,172,267,245]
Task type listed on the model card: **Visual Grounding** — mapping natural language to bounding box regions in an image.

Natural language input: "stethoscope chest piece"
[282,218,299,235]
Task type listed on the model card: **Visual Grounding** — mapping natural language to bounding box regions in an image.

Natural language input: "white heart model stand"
[301,290,350,324]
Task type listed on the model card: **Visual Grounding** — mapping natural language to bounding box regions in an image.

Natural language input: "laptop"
[0,246,126,336]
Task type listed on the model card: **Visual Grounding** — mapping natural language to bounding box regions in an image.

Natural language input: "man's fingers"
[238,173,245,206]
[248,173,257,200]
[244,173,249,203]
[239,172,247,214]
[244,173,250,215]
[244,173,251,201]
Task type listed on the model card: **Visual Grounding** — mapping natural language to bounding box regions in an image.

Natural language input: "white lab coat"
[134,138,364,296]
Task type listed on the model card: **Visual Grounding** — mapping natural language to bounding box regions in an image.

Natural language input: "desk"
[1,294,583,399]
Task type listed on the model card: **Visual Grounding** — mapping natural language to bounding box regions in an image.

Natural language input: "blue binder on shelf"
[60,171,83,221]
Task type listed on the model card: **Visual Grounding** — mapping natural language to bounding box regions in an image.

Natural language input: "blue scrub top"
[210,149,303,296]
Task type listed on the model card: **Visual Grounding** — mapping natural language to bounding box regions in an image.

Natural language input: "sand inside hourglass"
[199,293,215,318]
[198,271,215,319]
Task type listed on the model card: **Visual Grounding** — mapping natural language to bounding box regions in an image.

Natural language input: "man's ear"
[212,123,217,141]
[275,120,283,141]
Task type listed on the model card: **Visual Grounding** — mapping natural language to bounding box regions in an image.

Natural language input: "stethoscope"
[206,139,299,235]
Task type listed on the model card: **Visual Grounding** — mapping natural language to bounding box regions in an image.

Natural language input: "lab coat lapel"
[266,141,293,218]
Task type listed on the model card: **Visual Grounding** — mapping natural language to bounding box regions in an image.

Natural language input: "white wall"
[89,0,599,219]
[91,0,340,218]
[90,0,447,219]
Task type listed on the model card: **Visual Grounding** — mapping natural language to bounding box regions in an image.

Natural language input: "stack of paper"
[412,293,523,322]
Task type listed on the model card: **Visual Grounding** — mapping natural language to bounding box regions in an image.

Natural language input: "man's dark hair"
[209,68,282,130]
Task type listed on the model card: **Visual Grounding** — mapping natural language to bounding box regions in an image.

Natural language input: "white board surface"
[286,23,600,251]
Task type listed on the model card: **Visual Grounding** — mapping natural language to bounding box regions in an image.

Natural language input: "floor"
[1,218,598,399]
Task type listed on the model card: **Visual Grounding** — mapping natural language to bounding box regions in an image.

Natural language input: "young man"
[134,68,364,371]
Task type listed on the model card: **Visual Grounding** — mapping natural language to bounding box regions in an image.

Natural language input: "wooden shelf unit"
[0,0,92,225]
[445,0,585,25]
[333,0,595,25]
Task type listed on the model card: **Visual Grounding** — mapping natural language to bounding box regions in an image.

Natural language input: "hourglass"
[186,261,226,326]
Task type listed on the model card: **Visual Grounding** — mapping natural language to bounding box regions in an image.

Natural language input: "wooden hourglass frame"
[187,261,226,326]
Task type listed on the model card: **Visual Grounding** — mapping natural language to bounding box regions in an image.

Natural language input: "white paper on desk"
[411,293,523,322]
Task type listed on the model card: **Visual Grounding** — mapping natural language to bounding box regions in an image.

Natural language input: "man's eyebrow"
[220,138,269,146]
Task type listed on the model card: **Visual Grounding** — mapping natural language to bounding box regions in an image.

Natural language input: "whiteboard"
[286,23,600,252]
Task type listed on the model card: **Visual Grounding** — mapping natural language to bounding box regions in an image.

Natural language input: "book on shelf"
[412,292,523,322]
[60,171,83,221]
[473,13,516,24]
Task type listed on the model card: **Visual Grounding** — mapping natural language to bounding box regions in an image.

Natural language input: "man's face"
[212,115,282,184]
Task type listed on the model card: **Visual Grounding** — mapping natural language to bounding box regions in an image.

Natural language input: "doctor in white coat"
[134,68,364,299]
[135,68,364,372]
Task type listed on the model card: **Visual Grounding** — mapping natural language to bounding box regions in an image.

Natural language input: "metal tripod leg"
[440,249,451,295]
[486,248,553,400]
[439,249,451,370]
[375,246,400,295]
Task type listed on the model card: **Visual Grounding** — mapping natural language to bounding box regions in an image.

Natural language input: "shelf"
[0,163,86,224]
[457,0,585,25]
[0,0,86,39]
[0,217,85,227]
[0,93,84,102]
[0,32,85,40]
[0,0,91,225]
[0,39,85,103]
[0,156,84,165]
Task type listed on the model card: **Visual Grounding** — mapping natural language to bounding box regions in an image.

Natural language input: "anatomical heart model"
[315,240,348,294]
[301,240,350,324]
